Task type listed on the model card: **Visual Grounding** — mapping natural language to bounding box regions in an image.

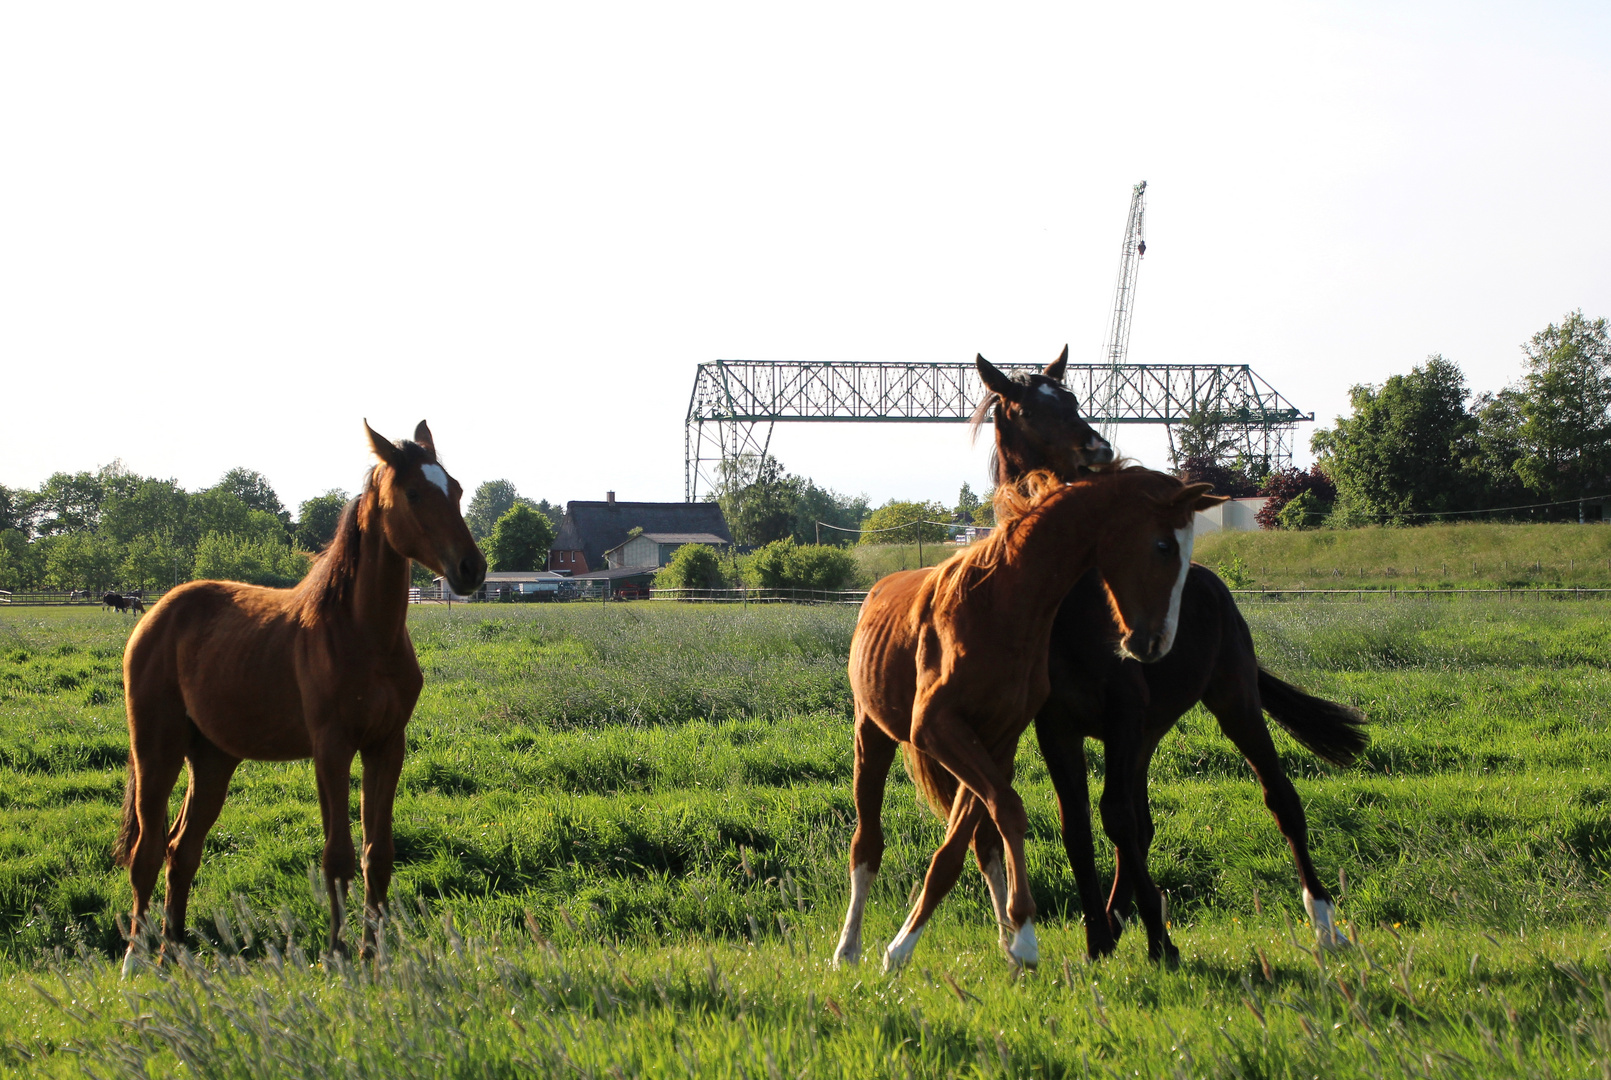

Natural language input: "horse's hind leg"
[970,816,1012,952]
[1204,669,1347,948]
[121,698,188,974]
[1035,718,1116,959]
[833,713,898,967]
[161,733,240,958]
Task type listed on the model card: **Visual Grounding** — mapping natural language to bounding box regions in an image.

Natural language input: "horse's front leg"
[359,731,407,959]
[312,737,359,957]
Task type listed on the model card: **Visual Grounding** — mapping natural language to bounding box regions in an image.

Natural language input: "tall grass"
[4,600,1611,1075]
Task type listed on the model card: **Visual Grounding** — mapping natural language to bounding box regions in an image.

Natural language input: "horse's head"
[974,347,1115,485]
[364,420,488,596]
[1090,470,1227,663]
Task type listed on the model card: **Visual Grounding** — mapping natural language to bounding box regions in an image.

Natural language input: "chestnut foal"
[833,467,1225,971]
[929,364,1368,964]
[114,421,485,971]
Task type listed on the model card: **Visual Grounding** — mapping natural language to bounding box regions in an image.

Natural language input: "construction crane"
[1093,180,1148,445]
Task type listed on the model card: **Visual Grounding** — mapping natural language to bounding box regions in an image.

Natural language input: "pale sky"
[2,2,1608,515]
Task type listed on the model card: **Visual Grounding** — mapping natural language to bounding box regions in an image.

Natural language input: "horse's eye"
[1156,538,1173,554]
[406,488,421,505]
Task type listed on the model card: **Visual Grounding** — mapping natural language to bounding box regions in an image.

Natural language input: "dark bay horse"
[833,466,1225,971]
[925,362,1368,964]
[114,421,485,971]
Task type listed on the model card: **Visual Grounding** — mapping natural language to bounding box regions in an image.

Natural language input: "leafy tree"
[41,533,122,591]
[31,470,110,536]
[486,505,554,572]
[0,485,30,535]
[1311,355,1477,524]
[1255,466,1337,529]
[101,479,189,544]
[466,480,523,540]
[120,533,186,590]
[717,455,800,547]
[971,489,997,527]
[1170,407,1244,469]
[744,538,860,591]
[858,500,949,545]
[1176,455,1262,499]
[192,532,308,587]
[955,483,981,523]
[1511,311,1611,513]
[531,499,565,532]
[1468,388,1532,512]
[214,467,288,524]
[655,543,727,590]
[790,480,868,546]
[295,490,349,551]
[0,529,44,590]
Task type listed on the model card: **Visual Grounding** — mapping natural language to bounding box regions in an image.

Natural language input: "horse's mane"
[919,468,1066,623]
[292,438,435,616]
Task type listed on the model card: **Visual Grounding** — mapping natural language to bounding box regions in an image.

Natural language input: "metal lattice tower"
[1093,180,1147,444]
[684,359,1313,500]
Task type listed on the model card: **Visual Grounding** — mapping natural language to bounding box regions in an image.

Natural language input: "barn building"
[548,492,734,574]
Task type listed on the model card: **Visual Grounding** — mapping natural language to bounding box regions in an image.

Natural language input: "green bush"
[744,538,860,590]
[655,544,728,589]
[858,500,949,544]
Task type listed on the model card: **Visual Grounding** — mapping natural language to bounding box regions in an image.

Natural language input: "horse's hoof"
[831,948,860,969]
[1161,943,1181,971]
[1007,923,1040,969]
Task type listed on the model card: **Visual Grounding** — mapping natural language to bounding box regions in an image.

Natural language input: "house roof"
[603,531,730,557]
[552,500,732,570]
[571,565,661,581]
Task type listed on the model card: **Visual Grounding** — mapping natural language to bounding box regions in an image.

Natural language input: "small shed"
[604,532,729,570]
[436,569,567,602]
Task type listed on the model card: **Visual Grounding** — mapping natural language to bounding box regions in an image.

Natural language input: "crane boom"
[1094,180,1147,441]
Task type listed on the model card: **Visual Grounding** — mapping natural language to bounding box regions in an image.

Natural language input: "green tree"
[0,529,43,590]
[0,485,31,535]
[955,483,981,522]
[531,499,565,532]
[192,532,308,587]
[858,500,950,545]
[120,533,186,590]
[466,480,523,540]
[1311,355,1477,524]
[1511,311,1611,514]
[790,480,868,546]
[486,505,554,572]
[717,455,800,547]
[655,543,727,590]
[32,470,109,536]
[41,533,122,591]
[295,490,349,551]
[214,467,288,524]
[101,479,190,544]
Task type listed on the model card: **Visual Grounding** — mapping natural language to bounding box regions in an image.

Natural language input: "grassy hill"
[854,523,1611,591]
[1195,521,1611,590]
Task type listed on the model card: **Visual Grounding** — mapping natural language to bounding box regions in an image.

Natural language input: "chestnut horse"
[833,466,1225,971]
[921,365,1368,964]
[113,421,485,970]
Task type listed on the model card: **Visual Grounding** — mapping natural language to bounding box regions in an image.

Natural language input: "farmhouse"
[548,492,733,573]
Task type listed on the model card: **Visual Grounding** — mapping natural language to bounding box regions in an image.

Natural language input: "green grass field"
[3,599,1611,1077]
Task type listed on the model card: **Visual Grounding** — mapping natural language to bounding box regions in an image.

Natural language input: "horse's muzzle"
[446,551,487,596]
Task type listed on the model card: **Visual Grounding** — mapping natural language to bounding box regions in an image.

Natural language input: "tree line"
[1182,310,1611,528]
[0,465,567,593]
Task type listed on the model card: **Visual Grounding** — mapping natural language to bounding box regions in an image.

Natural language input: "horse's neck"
[352,519,411,642]
[993,425,1052,487]
[997,493,1099,604]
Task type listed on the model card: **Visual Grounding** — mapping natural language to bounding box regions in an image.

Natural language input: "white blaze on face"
[1157,524,1194,656]
[1037,383,1060,401]
[420,464,450,496]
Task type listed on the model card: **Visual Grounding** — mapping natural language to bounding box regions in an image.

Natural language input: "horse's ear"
[413,420,437,460]
[1043,345,1069,383]
[364,420,404,469]
[976,354,1019,401]
[1173,482,1229,512]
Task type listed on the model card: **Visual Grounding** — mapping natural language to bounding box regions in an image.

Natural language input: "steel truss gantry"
[684,359,1314,500]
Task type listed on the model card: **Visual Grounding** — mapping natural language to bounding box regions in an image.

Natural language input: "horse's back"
[125,579,312,759]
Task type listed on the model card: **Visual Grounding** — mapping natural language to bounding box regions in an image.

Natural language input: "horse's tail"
[1257,666,1368,767]
[901,744,959,821]
[111,759,138,867]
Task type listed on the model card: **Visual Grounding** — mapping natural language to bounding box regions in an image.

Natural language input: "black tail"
[1257,666,1368,767]
[111,760,138,867]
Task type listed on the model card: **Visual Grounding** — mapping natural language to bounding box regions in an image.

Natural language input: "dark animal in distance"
[102,592,132,613]
[112,420,486,973]
[914,359,1368,965]
[833,463,1225,972]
